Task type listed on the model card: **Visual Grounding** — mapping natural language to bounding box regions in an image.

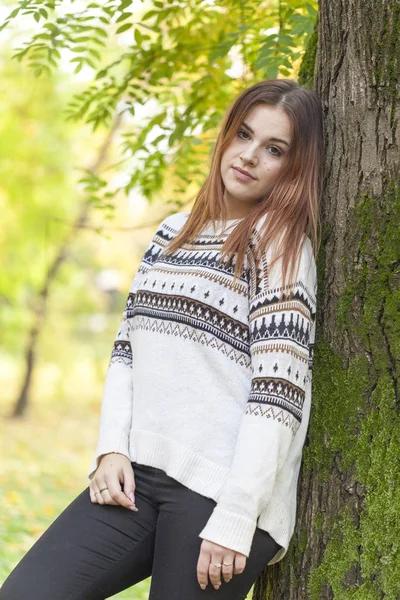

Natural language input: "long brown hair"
[164,78,324,297]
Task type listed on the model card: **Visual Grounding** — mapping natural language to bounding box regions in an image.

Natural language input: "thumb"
[122,469,136,504]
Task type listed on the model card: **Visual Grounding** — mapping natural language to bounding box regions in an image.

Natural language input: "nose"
[240,144,258,165]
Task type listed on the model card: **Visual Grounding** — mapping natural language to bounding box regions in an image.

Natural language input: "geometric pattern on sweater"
[248,375,305,427]
[132,290,250,355]
[250,309,311,354]
[245,401,301,435]
[133,314,251,369]
[110,339,132,366]
[252,341,310,367]
[139,225,249,284]
[149,247,248,283]
[128,289,312,370]
[250,286,315,320]
[109,217,316,436]
[109,294,134,367]
[142,264,248,295]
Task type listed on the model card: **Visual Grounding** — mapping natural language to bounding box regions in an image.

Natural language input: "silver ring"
[95,487,108,495]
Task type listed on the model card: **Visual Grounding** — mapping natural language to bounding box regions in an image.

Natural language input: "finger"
[98,488,118,505]
[94,480,117,505]
[234,554,246,575]
[108,485,138,511]
[121,465,137,507]
[92,482,105,505]
[197,546,210,589]
[102,473,136,511]
[221,553,235,583]
[89,486,98,503]
[209,557,223,589]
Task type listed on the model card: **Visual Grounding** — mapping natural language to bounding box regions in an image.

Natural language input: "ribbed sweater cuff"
[198,506,257,557]
[87,429,130,480]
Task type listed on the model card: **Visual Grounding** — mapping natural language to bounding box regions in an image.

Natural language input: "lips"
[232,166,256,181]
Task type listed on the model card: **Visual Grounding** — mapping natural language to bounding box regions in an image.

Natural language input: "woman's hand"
[89,452,138,512]
[196,539,247,591]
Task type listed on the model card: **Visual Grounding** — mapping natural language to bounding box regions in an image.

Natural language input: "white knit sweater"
[88,210,317,565]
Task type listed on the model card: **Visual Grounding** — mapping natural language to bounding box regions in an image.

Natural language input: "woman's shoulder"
[158,211,190,230]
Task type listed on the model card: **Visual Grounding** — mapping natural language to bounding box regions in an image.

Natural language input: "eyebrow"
[241,121,290,147]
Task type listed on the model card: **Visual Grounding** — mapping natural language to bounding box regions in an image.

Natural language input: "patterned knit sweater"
[88,210,317,565]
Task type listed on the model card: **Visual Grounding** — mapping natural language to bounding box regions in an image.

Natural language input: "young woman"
[1,78,323,599]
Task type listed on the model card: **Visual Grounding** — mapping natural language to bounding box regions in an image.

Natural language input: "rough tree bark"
[255,2,400,599]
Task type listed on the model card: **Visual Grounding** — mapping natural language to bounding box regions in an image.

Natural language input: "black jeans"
[0,461,282,599]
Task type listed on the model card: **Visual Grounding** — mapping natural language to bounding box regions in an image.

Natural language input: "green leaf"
[9,7,21,19]
[305,3,318,17]
[142,10,156,21]
[70,46,89,53]
[95,69,108,79]
[91,37,107,47]
[134,28,142,45]
[116,22,132,33]
[291,13,308,23]
[116,12,132,23]
[278,32,297,47]
[73,36,92,43]
[94,27,108,38]
[118,0,132,11]
[302,21,315,36]
[84,57,96,68]
[151,134,166,145]
[265,63,279,78]
[88,48,101,60]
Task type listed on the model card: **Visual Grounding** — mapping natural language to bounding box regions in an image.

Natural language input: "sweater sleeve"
[198,233,317,556]
[87,215,170,480]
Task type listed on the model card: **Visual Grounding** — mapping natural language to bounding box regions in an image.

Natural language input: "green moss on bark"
[298,18,318,88]
[304,182,400,599]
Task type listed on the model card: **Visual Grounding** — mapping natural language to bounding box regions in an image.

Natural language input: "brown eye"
[269,146,282,157]
[237,129,249,139]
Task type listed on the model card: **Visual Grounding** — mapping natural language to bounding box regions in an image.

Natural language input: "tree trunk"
[256,2,400,599]
[11,112,123,418]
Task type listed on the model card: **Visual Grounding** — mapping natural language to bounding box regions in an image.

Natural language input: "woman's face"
[220,104,292,216]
